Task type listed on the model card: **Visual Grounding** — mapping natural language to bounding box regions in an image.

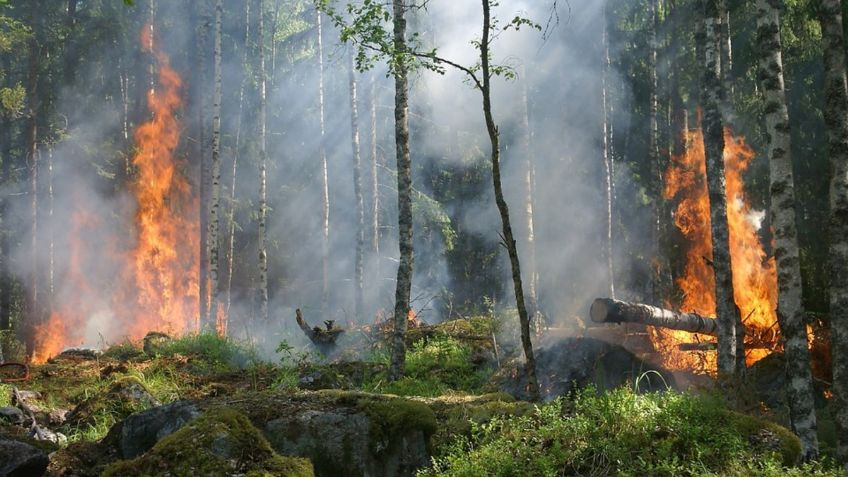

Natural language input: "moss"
[101,408,313,477]
[66,376,160,430]
[356,395,438,454]
[423,394,533,453]
[727,410,801,466]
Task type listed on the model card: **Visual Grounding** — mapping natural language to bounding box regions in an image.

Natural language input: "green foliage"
[0,383,11,407]
[155,333,258,373]
[366,334,490,397]
[419,387,840,477]
[102,340,144,361]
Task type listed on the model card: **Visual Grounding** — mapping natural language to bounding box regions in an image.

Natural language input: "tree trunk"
[388,0,413,382]
[591,298,719,335]
[648,0,665,304]
[818,0,848,468]
[370,74,380,275]
[317,9,330,320]
[479,0,539,401]
[702,0,741,378]
[755,0,819,459]
[226,0,251,323]
[602,0,615,299]
[257,0,269,323]
[26,20,40,354]
[196,0,210,329]
[206,0,223,332]
[718,0,733,97]
[349,52,365,323]
[519,69,539,325]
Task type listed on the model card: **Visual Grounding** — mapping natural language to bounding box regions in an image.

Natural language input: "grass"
[363,334,492,397]
[420,387,844,477]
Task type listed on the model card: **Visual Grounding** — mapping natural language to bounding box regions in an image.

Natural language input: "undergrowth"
[420,387,844,477]
[363,334,491,397]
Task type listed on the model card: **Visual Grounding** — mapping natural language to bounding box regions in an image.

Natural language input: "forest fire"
[654,126,779,373]
[30,25,198,363]
[119,25,199,339]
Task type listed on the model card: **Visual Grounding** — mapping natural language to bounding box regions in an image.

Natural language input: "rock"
[31,425,67,445]
[102,409,313,477]
[492,337,675,400]
[46,409,70,426]
[66,377,161,429]
[115,400,201,458]
[249,390,435,477]
[0,437,49,477]
[0,406,24,426]
[54,348,102,361]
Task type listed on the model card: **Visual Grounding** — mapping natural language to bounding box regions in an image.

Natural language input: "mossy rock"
[66,376,161,428]
[726,410,801,466]
[226,389,435,477]
[297,361,386,391]
[102,408,314,477]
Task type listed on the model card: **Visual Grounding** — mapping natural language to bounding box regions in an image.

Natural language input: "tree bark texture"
[602,0,615,299]
[317,10,331,319]
[702,0,741,378]
[479,0,539,401]
[590,298,719,335]
[207,0,223,332]
[257,0,269,323]
[349,52,365,322]
[388,0,413,381]
[755,0,819,459]
[818,0,848,467]
[196,0,210,329]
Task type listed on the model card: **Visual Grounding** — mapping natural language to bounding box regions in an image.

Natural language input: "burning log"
[590,298,718,336]
[295,309,344,353]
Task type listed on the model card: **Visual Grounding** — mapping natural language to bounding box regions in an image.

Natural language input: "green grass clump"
[102,340,144,360]
[0,383,12,407]
[420,387,842,477]
[102,408,313,477]
[155,333,258,373]
[367,334,490,397]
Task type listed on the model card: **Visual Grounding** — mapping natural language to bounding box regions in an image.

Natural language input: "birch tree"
[756,0,818,458]
[317,8,331,319]
[817,0,848,467]
[207,0,223,331]
[258,0,269,323]
[702,0,741,378]
[349,52,365,322]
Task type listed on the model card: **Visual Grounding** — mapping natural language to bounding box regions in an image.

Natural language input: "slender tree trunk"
[519,69,540,328]
[478,0,539,401]
[388,0,413,381]
[257,0,269,323]
[703,0,741,378]
[818,0,848,468]
[756,0,819,459]
[206,0,223,332]
[227,0,251,323]
[197,0,210,329]
[648,0,665,304]
[47,145,54,314]
[370,74,380,273]
[602,0,615,299]
[317,9,330,319]
[718,0,733,97]
[26,25,40,354]
[349,53,365,323]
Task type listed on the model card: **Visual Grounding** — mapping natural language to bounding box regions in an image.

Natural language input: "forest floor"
[0,320,846,477]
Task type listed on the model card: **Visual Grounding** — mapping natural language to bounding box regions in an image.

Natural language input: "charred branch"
[295,308,343,354]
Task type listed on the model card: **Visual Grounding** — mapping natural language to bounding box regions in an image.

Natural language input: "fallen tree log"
[590,298,718,336]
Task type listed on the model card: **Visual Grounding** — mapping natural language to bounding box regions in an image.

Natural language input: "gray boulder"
[115,400,201,458]
[0,407,24,426]
[0,438,49,477]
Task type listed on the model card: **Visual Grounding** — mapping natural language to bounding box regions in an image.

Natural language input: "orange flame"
[654,125,778,372]
[119,25,199,338]
[30,24,199,363]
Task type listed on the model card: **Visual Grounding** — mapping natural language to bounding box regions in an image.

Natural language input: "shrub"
[420,387,842,477]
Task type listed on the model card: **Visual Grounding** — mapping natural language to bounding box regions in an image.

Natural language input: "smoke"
[5,0,652,359]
